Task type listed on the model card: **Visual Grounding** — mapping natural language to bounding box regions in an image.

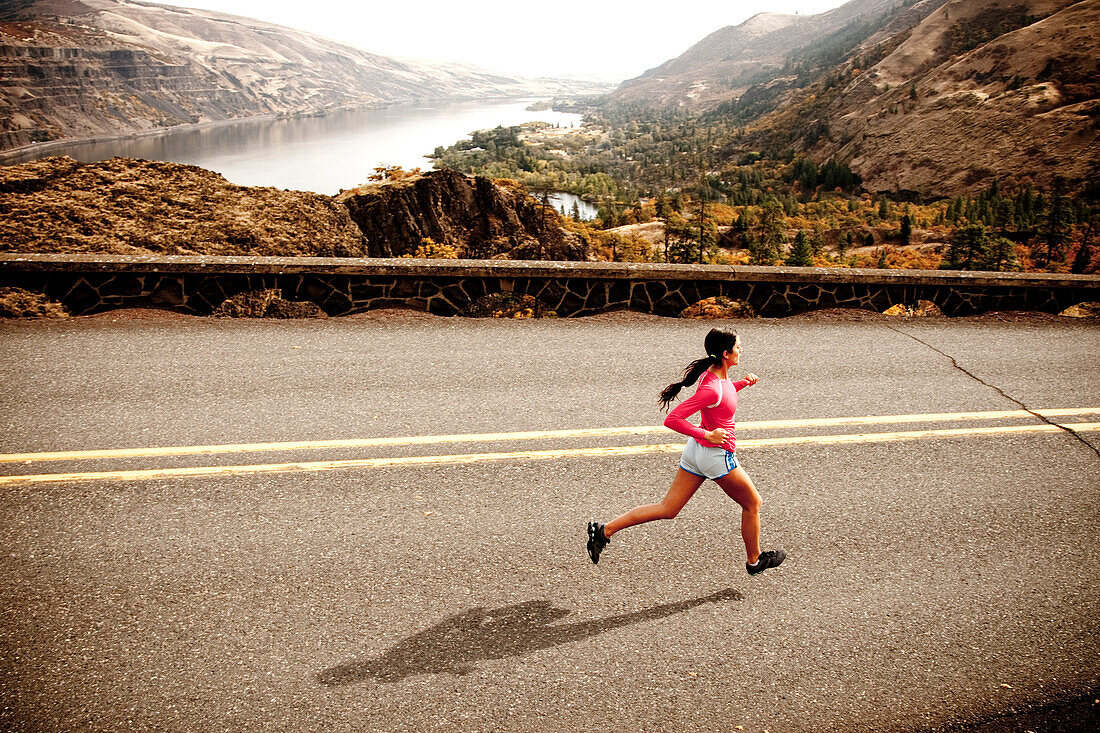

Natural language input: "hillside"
[0,0,610,151]
[0,156,589,261]
[611,0,904,109]
[603,0,1098,197]
[0,155,366,256]
[810,0,1100,195]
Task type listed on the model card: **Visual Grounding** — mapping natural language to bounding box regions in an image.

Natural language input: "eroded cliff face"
[0,8,356,150]
[338,169,588,260]
[0,0,611,151]
[0,31,279,150]
[0,156,366,256]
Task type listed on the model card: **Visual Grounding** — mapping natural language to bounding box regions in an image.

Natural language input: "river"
[2,98,599,218]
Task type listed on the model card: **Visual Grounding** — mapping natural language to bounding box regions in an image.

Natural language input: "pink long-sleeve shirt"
[663,370,750,453]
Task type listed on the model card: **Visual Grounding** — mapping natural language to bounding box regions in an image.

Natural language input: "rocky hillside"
[0,0,610,151]
[0,157,588,260]
[606,0,1098,197]
[0,155,366,255]
[338,169,588,260]
[810,0,1100,195]
[611,0,904,109]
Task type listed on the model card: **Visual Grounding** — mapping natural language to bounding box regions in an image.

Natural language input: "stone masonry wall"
[1,254,1097,317]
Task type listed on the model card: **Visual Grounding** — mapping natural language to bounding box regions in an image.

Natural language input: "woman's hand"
[743,372,759,386]
[704,428,728,444]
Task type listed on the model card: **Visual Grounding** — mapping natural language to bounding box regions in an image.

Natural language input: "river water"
[2,98,598,217]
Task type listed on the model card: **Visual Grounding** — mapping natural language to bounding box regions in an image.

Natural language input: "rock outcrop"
[0,156,365,256]
[0,157,588,261]
[338,169,588,260]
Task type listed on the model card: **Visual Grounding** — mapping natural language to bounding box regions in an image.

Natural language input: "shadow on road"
[317,587,742,685]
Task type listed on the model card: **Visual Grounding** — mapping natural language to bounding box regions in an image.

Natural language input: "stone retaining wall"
[2,254,1097,317]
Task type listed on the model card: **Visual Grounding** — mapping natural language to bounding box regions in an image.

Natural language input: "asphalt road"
[1,311,1098,732]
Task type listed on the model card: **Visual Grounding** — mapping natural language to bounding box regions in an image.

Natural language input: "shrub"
[680,296,757,319]
[213,289,327,318]
[402,238,460,259]
[0,287,69,318]
[467,292,554,318]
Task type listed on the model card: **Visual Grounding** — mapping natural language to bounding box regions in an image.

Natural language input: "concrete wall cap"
[0,253,1097,289]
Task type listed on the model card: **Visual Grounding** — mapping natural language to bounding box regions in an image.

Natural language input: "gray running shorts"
[679,437,740,479]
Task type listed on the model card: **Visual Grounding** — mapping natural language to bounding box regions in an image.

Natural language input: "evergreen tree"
[753,201,786,265]
[820,159,858,191]
[947,197,961,223]
[744,236,763,264]
[1014,189,1029,229]
[734,210,747,231]
[666,221,696,264]
[836,230,850,262]
[987,236,1019,272]
[1071,215,1095,274]
[655,194,671,261]
[787,230,814,266]
[942,223,991,271]
[1071,239,1094,274]
[994,197,1014,235]
[810,226,825,258]
[1038,176,1072,267]
[694,196,717,264]
[899,214,913,245]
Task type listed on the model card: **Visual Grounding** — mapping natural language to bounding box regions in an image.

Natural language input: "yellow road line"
[2,407,1098,464]
[2,422,1096,486]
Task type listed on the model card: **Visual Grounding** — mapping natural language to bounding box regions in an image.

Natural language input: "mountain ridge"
[789,0,1099,195]
[612,0,904,109]
[603,0,1097,197]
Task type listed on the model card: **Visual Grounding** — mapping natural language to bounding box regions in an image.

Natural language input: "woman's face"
[725,337,742,367]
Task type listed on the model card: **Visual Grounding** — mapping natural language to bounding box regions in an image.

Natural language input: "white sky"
[155,1,850,83]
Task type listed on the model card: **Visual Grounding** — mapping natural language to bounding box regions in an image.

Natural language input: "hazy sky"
[156,1,849,82]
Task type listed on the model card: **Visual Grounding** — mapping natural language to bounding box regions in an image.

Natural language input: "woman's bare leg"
[714,466,762,564]
[604,469,705,538]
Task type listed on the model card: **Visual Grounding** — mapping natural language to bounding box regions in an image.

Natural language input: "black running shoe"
[587,521,609,564]
[746,548,786,575]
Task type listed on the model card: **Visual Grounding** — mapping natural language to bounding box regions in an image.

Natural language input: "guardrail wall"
[1,254,1096,317]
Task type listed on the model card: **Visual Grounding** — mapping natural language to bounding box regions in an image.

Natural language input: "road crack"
[884,324,1100,460]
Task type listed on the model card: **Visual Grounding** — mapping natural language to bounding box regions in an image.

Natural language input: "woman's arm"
[733,372,759,391]
[663,382,720,443]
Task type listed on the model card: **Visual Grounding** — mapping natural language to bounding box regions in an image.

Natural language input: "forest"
[431,120,1098,274]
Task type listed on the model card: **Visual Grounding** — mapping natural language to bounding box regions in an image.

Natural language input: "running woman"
[586,327,786,576]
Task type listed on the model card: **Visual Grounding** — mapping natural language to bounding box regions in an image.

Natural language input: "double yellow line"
[1,408,1097,486]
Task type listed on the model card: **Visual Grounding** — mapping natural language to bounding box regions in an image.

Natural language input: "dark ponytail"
[658,328,738,411]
